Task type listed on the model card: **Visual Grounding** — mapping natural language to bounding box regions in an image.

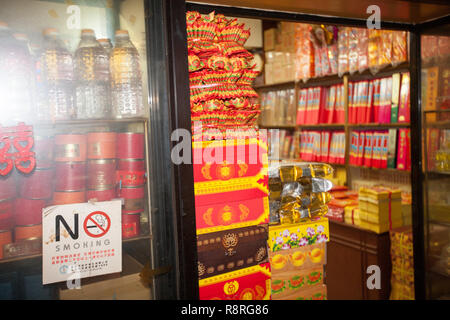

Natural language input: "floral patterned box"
[269,243,326,273]
[267,217,330,252]
[271,266,324,300]
[282,284,327,300]
[199,262,271,300]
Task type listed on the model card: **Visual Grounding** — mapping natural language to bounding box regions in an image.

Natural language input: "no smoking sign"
[83,211,111,238]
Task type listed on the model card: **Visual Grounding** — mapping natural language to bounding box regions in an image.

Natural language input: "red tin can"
[116,132,145,159]
[0,173,16,200]
[87,187,116,202]
[54,162,86,192]
[122,212,141,239]
[14,198,46,226]
[118,159,145,171]
[0,230,12,259]
[54,134,87,162]
[34,135,54,169]
[0,199,14,230]
[87,132,117,159]
[87,159,116,189]
[15,224,42,241]
[120,186,145,212]
[19,168,54,199]
[53,191,86,205]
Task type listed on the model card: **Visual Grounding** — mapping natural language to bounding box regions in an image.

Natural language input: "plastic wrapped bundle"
[268,162,333,225]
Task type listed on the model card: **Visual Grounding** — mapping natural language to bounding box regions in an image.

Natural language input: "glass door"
[0,0,182,300]
[421,23,450,299]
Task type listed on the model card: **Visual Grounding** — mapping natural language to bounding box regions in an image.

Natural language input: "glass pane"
[0,0,169,300]
[421,26,450,299]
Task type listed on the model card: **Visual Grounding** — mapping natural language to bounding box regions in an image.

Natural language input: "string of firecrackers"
[199,262,271,287]
[0,122,36,175]
[194,172,269,196]
[196,197,270,235]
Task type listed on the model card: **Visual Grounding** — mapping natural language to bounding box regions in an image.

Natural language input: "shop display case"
[0,0,197,300]
[421,24,450,300]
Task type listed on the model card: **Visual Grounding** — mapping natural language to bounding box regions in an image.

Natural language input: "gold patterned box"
[199,262,271,300]
[269,243,326,273]
[197,225,268,280]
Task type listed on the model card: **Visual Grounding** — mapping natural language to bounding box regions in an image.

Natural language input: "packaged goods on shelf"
[298,130,345,164]
[259,89,296,126]
[348,73,410,124]
[358,186,403,233]
[271,266,324,299]
[389,226,414,300]
[199,262,271,300]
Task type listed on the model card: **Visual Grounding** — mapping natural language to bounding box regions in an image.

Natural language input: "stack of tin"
[0,173,16,259]
[14,135,54,243]
[116,132,146,239]
[53,134,87,205]
[87,132,117,201]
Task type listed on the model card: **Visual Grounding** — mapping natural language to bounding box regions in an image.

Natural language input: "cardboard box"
[265,63,274,84]
[199,262,271,300]
[264,28,277,51]
[197,225,269,279]
[282,284,327,300]
[267,217,330,252]
[269,243,326,273]
[271,266,324,299]
[265,51,275,64]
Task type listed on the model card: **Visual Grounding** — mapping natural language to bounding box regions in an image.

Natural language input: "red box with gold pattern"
[199,262,271,300]
[194,137,269,234]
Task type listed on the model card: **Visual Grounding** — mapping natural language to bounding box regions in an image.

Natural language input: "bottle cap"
[81,29,95,36]
[115,30,129,36]
[43,28,58,36]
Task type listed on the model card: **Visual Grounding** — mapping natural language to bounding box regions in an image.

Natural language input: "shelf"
[298,74,343,88]
[254,81,295,90]
[349,165,411,173]
[258,124,296,130]
[298,123,345,129]
[424,120,450,129]
[31,117,148,128]
[348,62,410,81]
[0,235,151,265]
[427,170,450,177]
[348,123,410,129]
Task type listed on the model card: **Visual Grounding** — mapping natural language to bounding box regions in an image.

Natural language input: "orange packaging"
[15,224,42,241]
[379,30,393,68]
[87,132,117,159]
[0,230,12,259]
[54,134,87,162]
[368,29,381,72]
[53,191,86,205]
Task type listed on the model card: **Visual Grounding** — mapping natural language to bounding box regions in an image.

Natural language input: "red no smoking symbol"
[83,211,111,238]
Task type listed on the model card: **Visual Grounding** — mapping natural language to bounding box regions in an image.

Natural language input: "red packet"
[363,131,373,167]
[380,131,389,169]
[398,73,410,123]
[305,88,315,124]
[406,129,411,171]
[372,79,381,123]
[396,129,408,170]
[357,131,365,166]
[326,86,336,124]
[335,85,345,124]
[365,80,374,123]
[372,132,381,168]
[358,81,369,124]
[297,89,308,125]
[348,82,354,124]
[349,131,359,165]
[339,132,346,164]
[321,131,330,163]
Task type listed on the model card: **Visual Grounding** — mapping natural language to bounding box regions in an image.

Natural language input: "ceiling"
[187,0,450,24]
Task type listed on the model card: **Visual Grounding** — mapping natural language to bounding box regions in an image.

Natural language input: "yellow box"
[344,205,361,226]
[359,209,403,224]
[360,219,403,234]
[268,217,329,252]
[264,28,277,51]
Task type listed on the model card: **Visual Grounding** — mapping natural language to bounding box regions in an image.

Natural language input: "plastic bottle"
[110,30,143,118]
[98,38,113,56]
[74,29,110,119]
[38,28,74,121]
[0,23,34,124]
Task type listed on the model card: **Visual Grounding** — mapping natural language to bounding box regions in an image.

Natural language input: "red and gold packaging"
[87,159,116,189]
[122,212,141,239]
[14,198,47,226]
[54,134,87,162]
[0,199,14,230]
[15,224,42,241]
[54,162,86,191]
[19,168,54,199]
[0,230,12,259]
[53,191,86,205]
[116,133,145,159]
[199,262,271,300]
[87,132,116,159]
